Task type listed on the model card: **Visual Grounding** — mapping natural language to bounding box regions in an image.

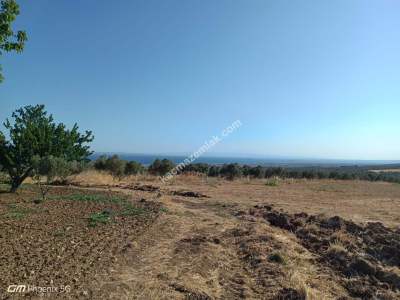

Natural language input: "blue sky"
[1,0,400,160]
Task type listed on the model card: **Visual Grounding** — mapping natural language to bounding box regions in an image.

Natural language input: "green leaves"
[148,158,175,176]
[0,0,27,82]
[0,105,94,192]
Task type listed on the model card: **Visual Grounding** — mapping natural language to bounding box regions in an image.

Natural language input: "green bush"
[220,163,242,180]
[104,155,126,179]
[265,178,279,186]
[32,155,76,201]
[93,155,143,179]
[93,155,107,170]
[208,165,221,177]
[125,161,145,175]
[148,158,175,176]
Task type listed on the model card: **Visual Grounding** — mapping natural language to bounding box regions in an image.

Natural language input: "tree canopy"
[0,0,27,82]
[0,105,94,192]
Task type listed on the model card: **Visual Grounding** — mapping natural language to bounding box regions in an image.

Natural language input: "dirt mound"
[132,184,160,192]
[172,190,210,198]
[246,205,400,299]
[222,226,291,299]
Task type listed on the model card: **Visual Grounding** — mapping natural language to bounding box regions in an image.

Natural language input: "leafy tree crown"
[0,0,27,82]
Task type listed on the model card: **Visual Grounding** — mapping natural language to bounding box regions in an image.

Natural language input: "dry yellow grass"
[50,171,400,299]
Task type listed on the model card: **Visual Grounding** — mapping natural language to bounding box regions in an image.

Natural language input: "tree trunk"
[9,177,22,193]
[9,168,32,193]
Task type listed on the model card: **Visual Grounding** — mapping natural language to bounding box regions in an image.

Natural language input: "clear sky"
[1,0,400,160]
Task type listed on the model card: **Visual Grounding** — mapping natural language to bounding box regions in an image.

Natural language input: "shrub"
[148,158,175,176]
[32,155,73,201]
[93,155,108,170]
[249,165,264,178]
[182,163,209,174]
[220,163,242,180]
[208,165,221,177]
[104,155,126,179]
[125,161,145,175]
[265,178,279,186]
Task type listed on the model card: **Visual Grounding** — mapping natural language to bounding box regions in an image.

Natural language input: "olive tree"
[220,163,242,180]
[105,155,126,180]
[148,158,175,176]
[125,160,144,175]
[0,105,94,192]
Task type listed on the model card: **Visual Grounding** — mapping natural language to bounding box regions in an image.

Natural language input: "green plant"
[0,0,27,83]
[6,203,34,219]
[148,158,175,176]
[88,211,111,227]
[31,155,75,201]
[51,193,126,204]
[220,163,242,180]
[125,160,145,175]
[265,178,279,187]
[159,207,169,214]
[0,105,93,192]
[119,204,146,216]
[93,155,107,170]
[105,155,126,179]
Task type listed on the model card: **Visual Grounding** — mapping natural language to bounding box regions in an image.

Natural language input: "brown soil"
[2,175,400,299]
[247,205,400,299]
[0,185,160,299]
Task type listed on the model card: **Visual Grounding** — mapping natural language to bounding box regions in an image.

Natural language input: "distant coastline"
[90,153,400,168]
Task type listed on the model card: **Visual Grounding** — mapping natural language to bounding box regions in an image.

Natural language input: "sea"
[89,153,400,168]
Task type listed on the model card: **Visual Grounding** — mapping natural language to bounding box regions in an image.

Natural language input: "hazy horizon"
[91,151,400,166]
[2,1,400,160]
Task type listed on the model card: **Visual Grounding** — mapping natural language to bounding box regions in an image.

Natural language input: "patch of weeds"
[54,229,65,237]
[159,207,169,214]
[119,204,146,216]
[51,193,126,204]
[265,178,279,187]
[88,211,112,227]
[6,204,35,220]
[268,252,286,264]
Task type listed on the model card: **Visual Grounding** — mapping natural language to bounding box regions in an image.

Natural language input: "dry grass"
[327,241,348,256]
[286,270,321,300]
[65,172,400,226]
[21,171,396,299]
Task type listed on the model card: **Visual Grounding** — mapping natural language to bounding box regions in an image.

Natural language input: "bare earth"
[72,173,400,299]
[2,174,400,299]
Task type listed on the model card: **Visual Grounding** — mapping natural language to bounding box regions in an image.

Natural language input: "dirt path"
[92,190,254,299]
[83,187,347,300]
